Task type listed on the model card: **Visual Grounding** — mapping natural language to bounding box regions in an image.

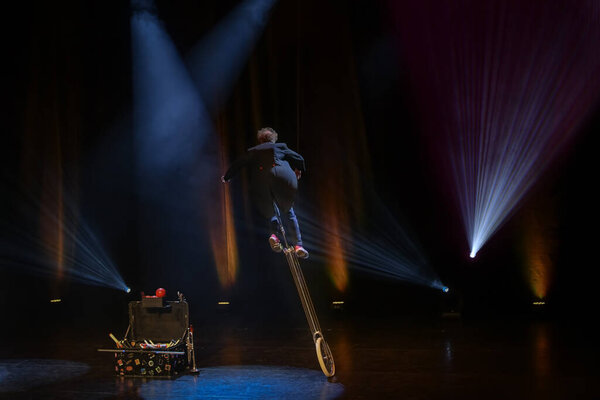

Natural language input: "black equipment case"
[99,298,195,378]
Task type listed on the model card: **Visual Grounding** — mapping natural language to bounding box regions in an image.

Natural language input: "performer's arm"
[282,146,306,173]
[223,153,251,182]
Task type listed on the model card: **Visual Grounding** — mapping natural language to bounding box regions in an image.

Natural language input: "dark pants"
[251,164,303,246]
[270,205,302,246]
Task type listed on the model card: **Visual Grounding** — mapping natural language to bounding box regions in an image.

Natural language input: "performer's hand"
[294,169,302,180]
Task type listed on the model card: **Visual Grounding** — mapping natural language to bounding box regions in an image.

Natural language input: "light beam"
[0,182,128,292]
[299,197,444,290]
[186,0,278,114]
[391,0,600,257]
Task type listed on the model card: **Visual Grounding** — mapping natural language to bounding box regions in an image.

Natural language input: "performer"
[222,127,309,259]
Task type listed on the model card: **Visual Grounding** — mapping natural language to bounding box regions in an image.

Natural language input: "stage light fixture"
[331,301,345,312]
[125,287,131,293]
[442,286,449,293]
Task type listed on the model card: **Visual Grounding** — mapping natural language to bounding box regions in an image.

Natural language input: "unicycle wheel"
[315,336,335,377]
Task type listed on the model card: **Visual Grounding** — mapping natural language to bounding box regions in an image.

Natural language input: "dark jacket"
[224,142,305,217]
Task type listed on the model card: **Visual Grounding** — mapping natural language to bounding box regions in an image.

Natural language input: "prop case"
[99,298,193,378]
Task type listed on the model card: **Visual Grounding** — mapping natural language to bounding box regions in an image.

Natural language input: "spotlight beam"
[298,198,443,289]
[186,0,278,114]
[0,183,128,292]
[434,2,600,257]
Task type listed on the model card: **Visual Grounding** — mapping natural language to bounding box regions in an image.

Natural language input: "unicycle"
[273,201,336,377]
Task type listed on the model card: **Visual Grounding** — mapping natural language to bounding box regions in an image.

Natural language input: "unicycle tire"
[315,336,335,377]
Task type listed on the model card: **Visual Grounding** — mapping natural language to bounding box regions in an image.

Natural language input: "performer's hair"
[257,127,278,143]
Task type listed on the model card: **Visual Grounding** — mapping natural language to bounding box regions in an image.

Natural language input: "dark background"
[1,0,599,338]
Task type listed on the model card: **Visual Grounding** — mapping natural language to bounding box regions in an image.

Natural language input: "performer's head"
[257,127,278,143]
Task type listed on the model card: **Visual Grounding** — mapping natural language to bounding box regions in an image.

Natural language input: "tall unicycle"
[273,201,336,377]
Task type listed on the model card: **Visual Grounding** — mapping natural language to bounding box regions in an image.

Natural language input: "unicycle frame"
[273,201,335,377]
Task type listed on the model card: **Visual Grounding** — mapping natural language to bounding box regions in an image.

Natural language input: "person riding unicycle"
[222,127,309,259]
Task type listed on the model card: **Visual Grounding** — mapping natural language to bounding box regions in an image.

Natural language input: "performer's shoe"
[269,234,283,253]
[295,245,309,259]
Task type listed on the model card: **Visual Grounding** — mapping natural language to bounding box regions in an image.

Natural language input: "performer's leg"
[270,215,280,235]
[268,203,283,252]
[286,207,302,246]
[287,207,309,259]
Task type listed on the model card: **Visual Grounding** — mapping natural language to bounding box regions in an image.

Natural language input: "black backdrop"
[1,0,599,336]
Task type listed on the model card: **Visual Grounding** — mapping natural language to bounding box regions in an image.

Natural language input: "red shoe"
[294,245,309,259]
[269,234,283,253]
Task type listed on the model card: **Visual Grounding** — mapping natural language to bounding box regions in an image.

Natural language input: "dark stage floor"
[0,315,598,400]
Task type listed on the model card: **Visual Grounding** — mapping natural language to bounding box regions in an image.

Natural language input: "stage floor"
[0,316,598,399]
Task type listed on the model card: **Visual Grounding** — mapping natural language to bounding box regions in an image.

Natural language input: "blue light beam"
[131,0,212,181]
[0,184,128,292]
[186,0,278,114]
[447,4,600,258]
[299,199,444,290]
